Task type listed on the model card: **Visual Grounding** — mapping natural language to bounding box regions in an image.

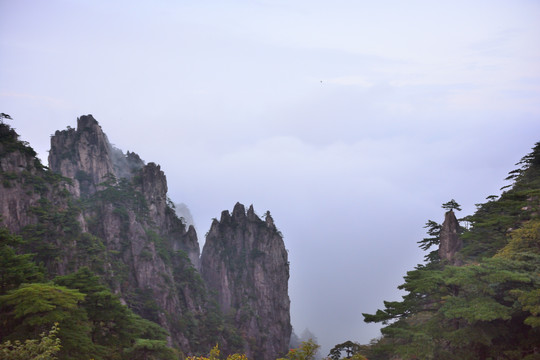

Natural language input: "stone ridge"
[46,115,202,349]
[49,115,116,197]
[2,117,292,357]
[48,115,200,266]
[201,202,291,360]
[48,114,146,197]
[0,124,50,233]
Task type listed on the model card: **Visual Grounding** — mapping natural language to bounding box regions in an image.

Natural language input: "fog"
[1,0,540,355]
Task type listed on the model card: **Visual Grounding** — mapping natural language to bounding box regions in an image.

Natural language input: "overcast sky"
[1,0,540,355]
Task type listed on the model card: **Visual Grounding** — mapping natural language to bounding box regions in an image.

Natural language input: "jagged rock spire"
[201,202,291,360]
[438,210,462,265]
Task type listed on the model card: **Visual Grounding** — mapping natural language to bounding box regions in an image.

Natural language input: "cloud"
[0,91,69,109]
[2,0,540,355]
[324,76,374,87]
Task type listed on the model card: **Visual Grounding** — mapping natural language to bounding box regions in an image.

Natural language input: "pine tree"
[363,142,540,359]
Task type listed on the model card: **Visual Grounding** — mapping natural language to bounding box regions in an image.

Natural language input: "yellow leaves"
[496,219,540,259]
[209,344,220,360]
[349,354,368,360]
[0,323,61,360]
[282,339,320,360]
[226,354,249,360]
[185,344,248,360]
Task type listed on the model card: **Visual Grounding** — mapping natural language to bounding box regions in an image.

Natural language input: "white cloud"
[1,0,540,354]
[324,76,374,87]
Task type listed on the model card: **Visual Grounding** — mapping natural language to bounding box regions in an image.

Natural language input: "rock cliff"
[201,203,292,360]
[0,124,44,232]
[0,116,291,358]
[438,210,462,265]
[48,115,200,267]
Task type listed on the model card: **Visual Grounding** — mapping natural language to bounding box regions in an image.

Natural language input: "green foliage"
[184,344,248,360]
[441,199,461,211]
[20,198,83,273]
[0,261,174,360]
[93,174,149,221]
[0,323,61,360]
[71,233,107,273]
[0,283,85,328]
[496,219,540,259]
[328,340,363,360]
[513,288,540,328]
[146,229,170,264]
[417,220,441,263]
[278,339,320,360]
[125,287,161,324]
[504,141,540,191]
[124,339,178,360]
[362,141,540,359]
[0,123,249,359]
[460,146,540,258]
[0,282,96,360]
[55,268,147,349]
[0,227,43,295]
[0,123,38,159]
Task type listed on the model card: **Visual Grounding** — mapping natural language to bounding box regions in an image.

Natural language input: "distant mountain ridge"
[0,115,291,360]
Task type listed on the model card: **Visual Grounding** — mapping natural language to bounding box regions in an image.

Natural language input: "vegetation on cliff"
[3,115,539,360]
[362,142,540,359]
[0,119,289,359]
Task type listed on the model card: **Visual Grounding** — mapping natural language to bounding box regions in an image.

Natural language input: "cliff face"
[48,115,200,267]
[45,115,205,350]
[438,210,462,265]
[201,203,291,360]
[1,116,292,357]
[48,115,117,197]
[0,125,43,232]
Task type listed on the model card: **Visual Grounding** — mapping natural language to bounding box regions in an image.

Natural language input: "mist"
[2,0,540,355]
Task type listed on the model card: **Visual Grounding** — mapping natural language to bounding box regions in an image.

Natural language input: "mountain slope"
[0,116,292,359]
[362,142,540,360]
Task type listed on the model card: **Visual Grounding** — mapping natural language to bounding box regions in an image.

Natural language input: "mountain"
[0,115,291,360]
[201,203,291,359]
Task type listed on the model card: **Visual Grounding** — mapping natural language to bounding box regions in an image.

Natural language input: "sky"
[1,0,540,355]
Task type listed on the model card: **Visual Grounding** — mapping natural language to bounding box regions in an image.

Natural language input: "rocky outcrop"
[0,125,42,232]
[134,162,200,268]
[2,117,292,357]
[48,115,200,266]
[438,210,462,265]
[0,124,75,236]
[201,203,291,360]
[49,115,118,197]
[47,116,203,349]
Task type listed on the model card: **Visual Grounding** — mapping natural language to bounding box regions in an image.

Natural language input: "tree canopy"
[362,142,540,359]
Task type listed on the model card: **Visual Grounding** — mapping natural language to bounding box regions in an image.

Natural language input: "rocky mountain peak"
[438,210,462,265]
[2,116,291,358]
[49,115,114,196]
[201,203,291,360]
[48,115,145,197]
[232,202,246,220]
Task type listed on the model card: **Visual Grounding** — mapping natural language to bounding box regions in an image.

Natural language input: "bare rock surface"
[1,117,292,357]
[438,210,462,265]
[201,203,292,360]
